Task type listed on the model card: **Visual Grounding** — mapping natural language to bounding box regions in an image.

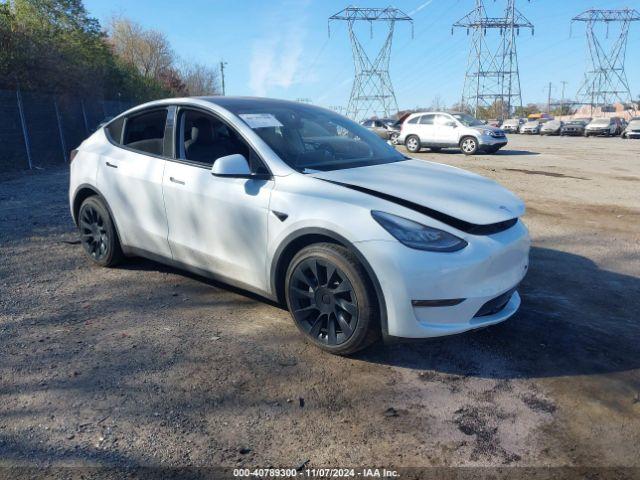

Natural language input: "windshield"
[227,102,405,172]
[504,119,519,125]
[525,121,538,126]
[451,113,485,127]
[545,121,561,127]
[567,120,587,125]
[591,118,610,125]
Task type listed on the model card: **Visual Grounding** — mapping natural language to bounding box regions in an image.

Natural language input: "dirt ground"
[1,134,639,475]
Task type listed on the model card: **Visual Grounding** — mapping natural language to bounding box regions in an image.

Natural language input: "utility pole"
[453,0,534,120]
[560,80,568,114]
[328,7,413,121]
[547,82,553,114]
[219,60,228,96]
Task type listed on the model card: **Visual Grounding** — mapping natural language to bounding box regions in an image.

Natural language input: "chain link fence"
[0,89,135,172]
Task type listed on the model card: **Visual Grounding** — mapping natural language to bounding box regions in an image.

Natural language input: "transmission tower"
[571,9,640,113]
[329,7,412,121]
[453,0,533,120]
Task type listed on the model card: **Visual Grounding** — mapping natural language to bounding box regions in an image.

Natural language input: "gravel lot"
[1,134,639,475]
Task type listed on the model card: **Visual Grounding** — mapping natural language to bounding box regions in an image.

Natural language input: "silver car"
[398,112,507,155]
[622,117,640,139]
[540,120,563,136]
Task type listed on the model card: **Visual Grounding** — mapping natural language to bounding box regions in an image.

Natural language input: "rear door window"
[419,115,435,125]
[122,110,168,156]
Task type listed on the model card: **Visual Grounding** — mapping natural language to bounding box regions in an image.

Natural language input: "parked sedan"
[361,118,401,144]
[502,118,525,134]
[69,97,529,354]
[560,118,591,136]
[520,120,542,134]
[585,117,623,137]
[621,117,640,139]
[540,120,563,136]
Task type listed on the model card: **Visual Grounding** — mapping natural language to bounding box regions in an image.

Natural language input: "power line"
[328,6,413,121]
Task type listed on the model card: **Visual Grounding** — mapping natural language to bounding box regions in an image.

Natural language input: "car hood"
[470,125,501,134]
[587,123,610,129]
[310,159,525,225]
[627,121,640,129]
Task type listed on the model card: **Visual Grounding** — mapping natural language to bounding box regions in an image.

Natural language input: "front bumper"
[625,131,640,138]
[585,128,610,136]
[355,220,530,338]
[561,129,584,136]
[478,134,507,147]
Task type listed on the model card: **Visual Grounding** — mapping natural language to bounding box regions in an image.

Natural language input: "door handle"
[105,161,118,169]
[169,177,185,185]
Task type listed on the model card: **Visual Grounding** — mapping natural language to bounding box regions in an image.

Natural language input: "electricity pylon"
[329,7,412,121]
[453,0,533,120]
[571,9,640,113]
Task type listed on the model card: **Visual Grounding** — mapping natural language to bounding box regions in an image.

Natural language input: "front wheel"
[405,135,421,153]
[390,132,400,145]
[285,243,379,355]
[460,136,479,155]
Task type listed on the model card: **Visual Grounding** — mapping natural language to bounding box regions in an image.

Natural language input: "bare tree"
[109,17,174,80]
[429,95,446,112]
[180,62,221,96]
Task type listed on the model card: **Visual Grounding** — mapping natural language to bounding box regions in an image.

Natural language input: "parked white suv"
[398,112,508,155]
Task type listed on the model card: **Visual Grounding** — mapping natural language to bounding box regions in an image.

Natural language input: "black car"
[560,118,591,136]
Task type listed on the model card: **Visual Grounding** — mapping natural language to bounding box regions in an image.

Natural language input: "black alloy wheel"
[289,258,358,346]
[285,243,379,354]
[78,196,123,267]
[80,204,109,261]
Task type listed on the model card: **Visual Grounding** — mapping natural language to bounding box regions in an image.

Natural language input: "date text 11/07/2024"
[233,468,400,478]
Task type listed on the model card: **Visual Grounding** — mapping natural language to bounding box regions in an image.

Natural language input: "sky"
[83,0,640,110]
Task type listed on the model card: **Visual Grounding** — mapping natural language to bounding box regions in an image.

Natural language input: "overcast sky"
[84,0,640,109]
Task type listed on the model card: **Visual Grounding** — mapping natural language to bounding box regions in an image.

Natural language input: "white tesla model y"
[69,97,530,354]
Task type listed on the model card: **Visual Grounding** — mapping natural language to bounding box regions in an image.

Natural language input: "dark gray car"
[560,118,591,136]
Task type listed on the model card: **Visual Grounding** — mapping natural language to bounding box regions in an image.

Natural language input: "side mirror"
[211,154,271,180]
[446,121,458,128]
[211,154,252,177]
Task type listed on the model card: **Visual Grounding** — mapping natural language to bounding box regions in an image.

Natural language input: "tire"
[78,196,123,267]
[285,243,380,355]
[459,136,478,155]
[429,147,442,152]
[390,132,400,145]
[405,135,421,153]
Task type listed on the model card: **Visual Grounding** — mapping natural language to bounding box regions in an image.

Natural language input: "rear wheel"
[285,243,379,355]
[405,135,421,153]
[460,136,479,155]
[78,196,123,267]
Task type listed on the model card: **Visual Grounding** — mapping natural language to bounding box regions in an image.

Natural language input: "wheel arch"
[71,184,124,248]
[270,228,388,334]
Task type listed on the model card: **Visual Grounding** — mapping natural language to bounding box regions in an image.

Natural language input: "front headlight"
[371,211,467,252]
[482,129,493,136]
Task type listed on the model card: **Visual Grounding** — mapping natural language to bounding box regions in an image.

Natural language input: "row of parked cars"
[361,112,640,156]
[363,112,508,155]
[502,116,640,138]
